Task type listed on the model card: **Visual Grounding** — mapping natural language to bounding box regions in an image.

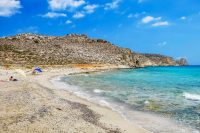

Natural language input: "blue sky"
[0,0,200,64]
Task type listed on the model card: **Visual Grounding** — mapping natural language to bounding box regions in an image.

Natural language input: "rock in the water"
[176,58,188,66]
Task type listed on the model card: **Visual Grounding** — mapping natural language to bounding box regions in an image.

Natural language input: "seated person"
[9,76,18,81]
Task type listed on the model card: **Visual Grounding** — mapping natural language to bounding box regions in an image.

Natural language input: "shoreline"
[0,66,151,133]
[41,67,151,133]
[50,68,199,133]
[1,66,198,133]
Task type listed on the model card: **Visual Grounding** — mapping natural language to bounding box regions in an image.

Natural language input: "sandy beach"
[1,0,196,131]
[0,65,150,133]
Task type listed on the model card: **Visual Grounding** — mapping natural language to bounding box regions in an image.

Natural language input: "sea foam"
[51,74,199,133]
[94,89,104,93]
[183,92,200,101]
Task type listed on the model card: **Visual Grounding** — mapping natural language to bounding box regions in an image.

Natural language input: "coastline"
[49,67,199,133]
[0,66,150,133]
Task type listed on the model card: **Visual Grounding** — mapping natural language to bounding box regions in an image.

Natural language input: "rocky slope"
[0,33,187,68]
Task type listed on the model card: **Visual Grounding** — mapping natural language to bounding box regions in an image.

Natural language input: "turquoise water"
[56,66,200,132]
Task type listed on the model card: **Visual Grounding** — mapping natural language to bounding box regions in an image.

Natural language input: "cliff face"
[0,33,187,68]
[176,58,188,66]
[141,54,178,66]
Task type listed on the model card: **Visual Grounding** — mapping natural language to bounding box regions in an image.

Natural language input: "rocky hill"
[0,33,187,68]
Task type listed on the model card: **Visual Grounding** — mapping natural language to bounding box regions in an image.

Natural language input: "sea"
[51,66,200,133]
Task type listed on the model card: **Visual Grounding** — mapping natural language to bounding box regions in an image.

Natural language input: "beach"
[0,1,196,132]
[0,65,150,133]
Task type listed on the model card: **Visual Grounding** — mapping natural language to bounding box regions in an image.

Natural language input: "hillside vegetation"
[0,33,187,68]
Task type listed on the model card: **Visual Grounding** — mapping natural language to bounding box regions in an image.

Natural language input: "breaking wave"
[183,92,200,101]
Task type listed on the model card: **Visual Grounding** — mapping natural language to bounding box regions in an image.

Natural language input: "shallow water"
[52,66,200,133]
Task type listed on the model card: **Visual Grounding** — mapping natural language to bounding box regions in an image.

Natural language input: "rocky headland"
[0,33,187,68]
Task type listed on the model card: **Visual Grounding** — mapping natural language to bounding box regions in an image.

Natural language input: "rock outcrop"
[142,54,178,66]
[176,58,188,66]
[0,33,187,68]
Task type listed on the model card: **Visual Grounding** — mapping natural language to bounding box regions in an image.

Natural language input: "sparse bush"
[4,64,11,69]
[34,39,39,43]
[25,65,33,69]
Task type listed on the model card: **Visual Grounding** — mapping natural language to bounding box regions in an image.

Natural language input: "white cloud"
[83,4,98,14]
[48,0,85,10]
[141,16,161,24]
[42,12,67,18]
[104,0,121,10]
[73,12,85,18]
[155,17,161,20]
[66,20,72,24]
[141,15,169,27]
[158,41,167,46]
[152,21,169,27]
[0,0,21,17]
[180,16,186,20]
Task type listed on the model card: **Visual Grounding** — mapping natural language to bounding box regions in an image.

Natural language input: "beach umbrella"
[15,69,26,77]
[34,67,43,73]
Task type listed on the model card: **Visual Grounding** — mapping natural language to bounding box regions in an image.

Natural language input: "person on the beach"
[9,76,18,81]
[9,76,13,81]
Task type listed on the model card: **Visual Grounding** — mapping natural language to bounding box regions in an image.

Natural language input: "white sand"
[0,66,150,133]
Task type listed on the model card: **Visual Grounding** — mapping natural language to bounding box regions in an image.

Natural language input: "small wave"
[50,76,70,90]
[79,74,88,77]
[144,100,150,105]
[94,89,104,94]
[183,92,200,101]
[51,76,198,133]
[99,100,110,107]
